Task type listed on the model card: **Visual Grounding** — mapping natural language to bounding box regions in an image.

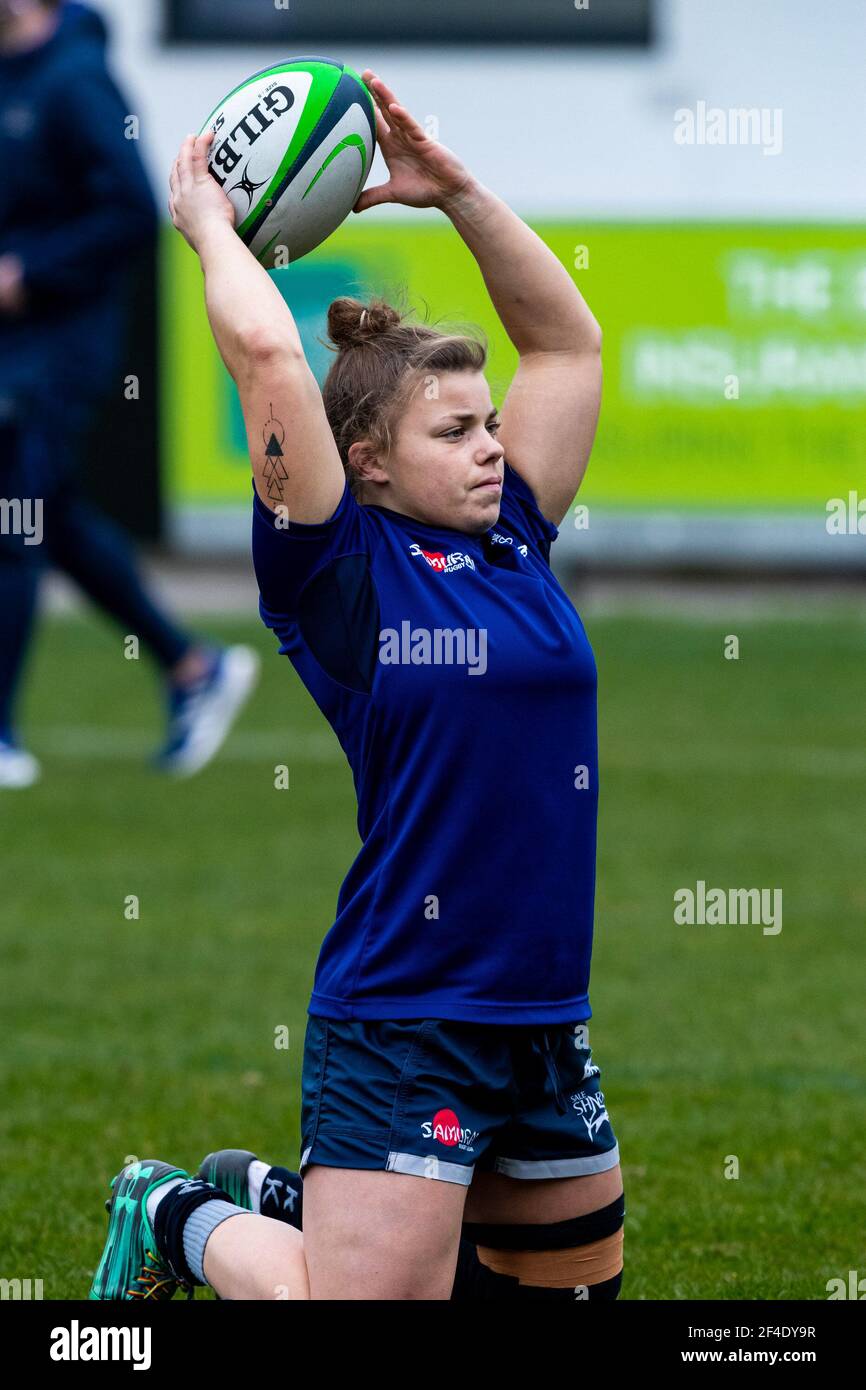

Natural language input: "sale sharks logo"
[570,1089,609,1141]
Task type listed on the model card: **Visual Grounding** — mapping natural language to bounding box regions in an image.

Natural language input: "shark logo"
[570,1089,609,1141]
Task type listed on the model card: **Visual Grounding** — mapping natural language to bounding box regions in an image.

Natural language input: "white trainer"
[0,740,41,789]
[156,644,261,778]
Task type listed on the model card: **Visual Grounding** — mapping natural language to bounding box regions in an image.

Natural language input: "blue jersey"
[252,463,599,1024]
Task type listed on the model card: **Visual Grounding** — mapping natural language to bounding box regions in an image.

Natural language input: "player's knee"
[456,1192,625,1302]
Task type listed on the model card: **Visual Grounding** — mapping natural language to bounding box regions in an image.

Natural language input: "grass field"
[1,607,863,1300]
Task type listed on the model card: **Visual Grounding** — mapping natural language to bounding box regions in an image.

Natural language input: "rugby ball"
[199,57,376,268]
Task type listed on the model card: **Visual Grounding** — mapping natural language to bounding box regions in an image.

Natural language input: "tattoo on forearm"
[262,403,288,503]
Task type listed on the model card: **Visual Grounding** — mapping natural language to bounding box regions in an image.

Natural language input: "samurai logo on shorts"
[570,1089,609,1141]
[421,1107,480,1153]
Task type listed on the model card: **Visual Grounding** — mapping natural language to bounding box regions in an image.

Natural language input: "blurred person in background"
[0,0,258,788]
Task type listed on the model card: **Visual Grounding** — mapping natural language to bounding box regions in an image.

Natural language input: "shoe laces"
[130,1248,194,1301]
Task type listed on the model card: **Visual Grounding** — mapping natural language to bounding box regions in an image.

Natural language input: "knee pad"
[455,1192,624,1302]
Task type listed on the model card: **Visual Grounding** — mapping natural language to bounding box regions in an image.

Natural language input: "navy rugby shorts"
[299,1016,619,1185]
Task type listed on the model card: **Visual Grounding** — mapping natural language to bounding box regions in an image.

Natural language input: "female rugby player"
[90,72,623,1302]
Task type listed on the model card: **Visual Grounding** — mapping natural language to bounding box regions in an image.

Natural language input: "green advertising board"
[162,222,866,516]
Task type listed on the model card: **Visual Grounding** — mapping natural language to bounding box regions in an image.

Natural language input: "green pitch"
[0,609,862,1299]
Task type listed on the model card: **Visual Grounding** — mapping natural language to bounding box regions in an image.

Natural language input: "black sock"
[506,1269,622,1300]
[153,1179,235,1286]
[449,1239,622,1301]
[450,1239,520,1301]
[257,1165,303,1231]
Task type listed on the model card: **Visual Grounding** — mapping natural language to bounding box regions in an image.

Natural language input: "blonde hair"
[322,295,487,491]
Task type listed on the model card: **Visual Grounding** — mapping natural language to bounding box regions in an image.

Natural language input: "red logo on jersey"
[408,542,476,575]
[419,549,447,571]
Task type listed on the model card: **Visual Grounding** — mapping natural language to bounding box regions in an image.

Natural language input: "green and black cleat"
[196,1149,257,1210]
[89,1159,194,1301]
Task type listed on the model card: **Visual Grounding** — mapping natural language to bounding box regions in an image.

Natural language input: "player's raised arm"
[168,132,345,524]
[448,186,603,528]
[356,74,602,529]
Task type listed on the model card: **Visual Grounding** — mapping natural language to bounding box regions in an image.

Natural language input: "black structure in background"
[80,240,161,542]
[165,0,653,46]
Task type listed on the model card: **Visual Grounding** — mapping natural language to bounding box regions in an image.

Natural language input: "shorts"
[299,1015,620,1185]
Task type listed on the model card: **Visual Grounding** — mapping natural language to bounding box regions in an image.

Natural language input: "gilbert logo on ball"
[199,57,376,267]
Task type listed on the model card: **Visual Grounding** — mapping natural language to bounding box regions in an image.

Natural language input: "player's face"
[380,370,505,534]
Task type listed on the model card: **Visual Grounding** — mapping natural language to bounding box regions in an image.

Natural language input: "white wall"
[97,0,865,221]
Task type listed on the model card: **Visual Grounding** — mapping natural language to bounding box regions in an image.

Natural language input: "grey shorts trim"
[386,1150,474,1185]
[492,1141,620,1180]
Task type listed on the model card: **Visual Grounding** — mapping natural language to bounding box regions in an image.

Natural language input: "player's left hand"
[354,71,474,214]
[0,255,27,315]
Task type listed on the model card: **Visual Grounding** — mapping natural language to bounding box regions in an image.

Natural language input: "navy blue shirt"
[252,464,599,1023]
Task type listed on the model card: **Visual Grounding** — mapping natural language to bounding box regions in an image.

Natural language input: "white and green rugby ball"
[199,57,376,267]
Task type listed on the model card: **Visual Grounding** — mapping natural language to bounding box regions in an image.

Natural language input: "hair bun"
[327,296,402,349]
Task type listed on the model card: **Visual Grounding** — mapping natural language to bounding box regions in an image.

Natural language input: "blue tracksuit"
[0,1,189,738]
[0,0,158,413]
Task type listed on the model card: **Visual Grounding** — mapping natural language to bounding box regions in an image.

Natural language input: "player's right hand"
[168,131,236,254]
